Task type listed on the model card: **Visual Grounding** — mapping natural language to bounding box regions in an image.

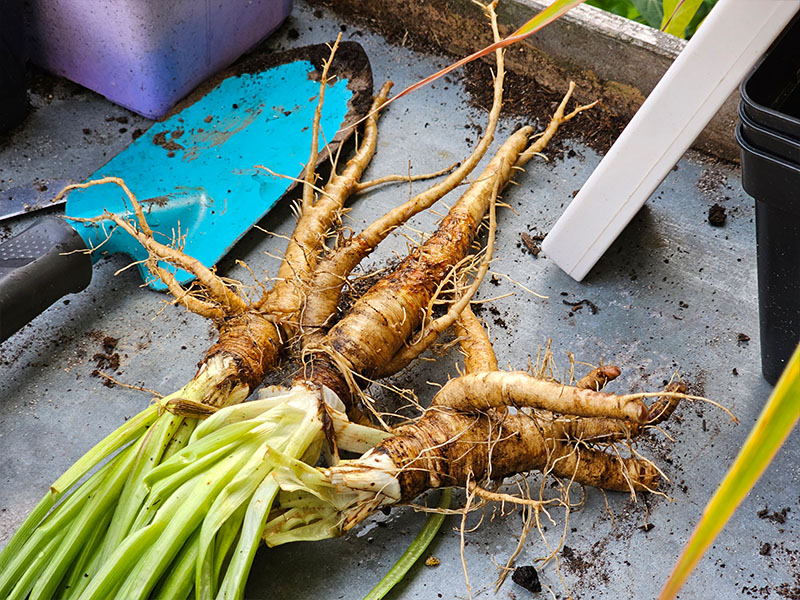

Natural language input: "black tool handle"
[0,217,93,342]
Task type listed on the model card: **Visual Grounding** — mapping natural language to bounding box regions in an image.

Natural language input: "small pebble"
[512,565,541,593]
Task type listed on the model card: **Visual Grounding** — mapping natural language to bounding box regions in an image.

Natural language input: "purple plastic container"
[25,0,292,118]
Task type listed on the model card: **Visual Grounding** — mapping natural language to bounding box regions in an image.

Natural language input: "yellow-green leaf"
[659,342,800,599]
[661,0,705,37]
[510,0,587,36]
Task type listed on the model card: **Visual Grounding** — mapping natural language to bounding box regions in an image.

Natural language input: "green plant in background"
[587,0,717,38]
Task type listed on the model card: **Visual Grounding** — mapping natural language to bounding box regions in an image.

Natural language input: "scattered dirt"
[307,0,628,154]
[741,542,800,599]
[560,540,611,593]
[141,195,169,208]
[151,130,185,153]
[101,335,118,354]
[708,203,727,226]
[757,506,789,525]
[520,232,543,257]
[562,297,599,315]
[90,334,122,387]
[484,305,508,329]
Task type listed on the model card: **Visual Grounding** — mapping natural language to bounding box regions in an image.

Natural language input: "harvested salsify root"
[319,376,687,529]
[262,305,694,597]
[0,7,545,596]
[0,4,696,599]
[264,326,693,600]
[0,36,400,600]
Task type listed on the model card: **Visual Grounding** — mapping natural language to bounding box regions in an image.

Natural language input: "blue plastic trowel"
[0,43,373,342]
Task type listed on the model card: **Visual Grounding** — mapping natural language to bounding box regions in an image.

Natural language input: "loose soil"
[708,203,726,226]
[306,0,628,154]
[520,232,543,257]
[89,333,122,387]
[462,62,626,154]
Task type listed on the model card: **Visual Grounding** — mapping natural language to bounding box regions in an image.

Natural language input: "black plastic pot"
[740,13,800,142]
[738,103,800,166]
[735,127,800,385]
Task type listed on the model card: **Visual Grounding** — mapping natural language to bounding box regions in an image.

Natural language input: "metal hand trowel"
[0,43,373,342]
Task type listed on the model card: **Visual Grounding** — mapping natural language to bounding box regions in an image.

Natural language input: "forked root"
[61,177,249,320]
[326,401,664,531]
[299,78,599,416]
[299,3,510,350]
[260,80,394,332]
[323,360,686,530]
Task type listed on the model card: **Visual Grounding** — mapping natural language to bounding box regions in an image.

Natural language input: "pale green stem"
[151,530,200,600]
[216,408,324,599]
[29,442,139,600]
[6,529,68,600]
[57,508,114,600]
[0,451,122,597]
[115,437,266,600]
[91,413,184,575]
[363,488,452,600]
[0,404,159,576]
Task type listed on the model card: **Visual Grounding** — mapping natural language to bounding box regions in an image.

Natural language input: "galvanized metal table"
[1,2,797,598]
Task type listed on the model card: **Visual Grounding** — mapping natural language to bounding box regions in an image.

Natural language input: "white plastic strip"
[541,0,800,281]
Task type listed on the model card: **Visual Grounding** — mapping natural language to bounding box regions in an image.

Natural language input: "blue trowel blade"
[65,43,372,291]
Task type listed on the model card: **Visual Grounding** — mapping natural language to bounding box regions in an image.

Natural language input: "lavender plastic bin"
[25,0,292,119]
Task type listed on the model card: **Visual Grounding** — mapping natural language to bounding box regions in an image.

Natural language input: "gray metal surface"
[1,2,797,599]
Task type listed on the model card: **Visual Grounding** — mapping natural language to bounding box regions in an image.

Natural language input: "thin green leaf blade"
[661,0,706,37]
[362,488,452,600]
[511,0,587,36]
[660,343,800,599]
